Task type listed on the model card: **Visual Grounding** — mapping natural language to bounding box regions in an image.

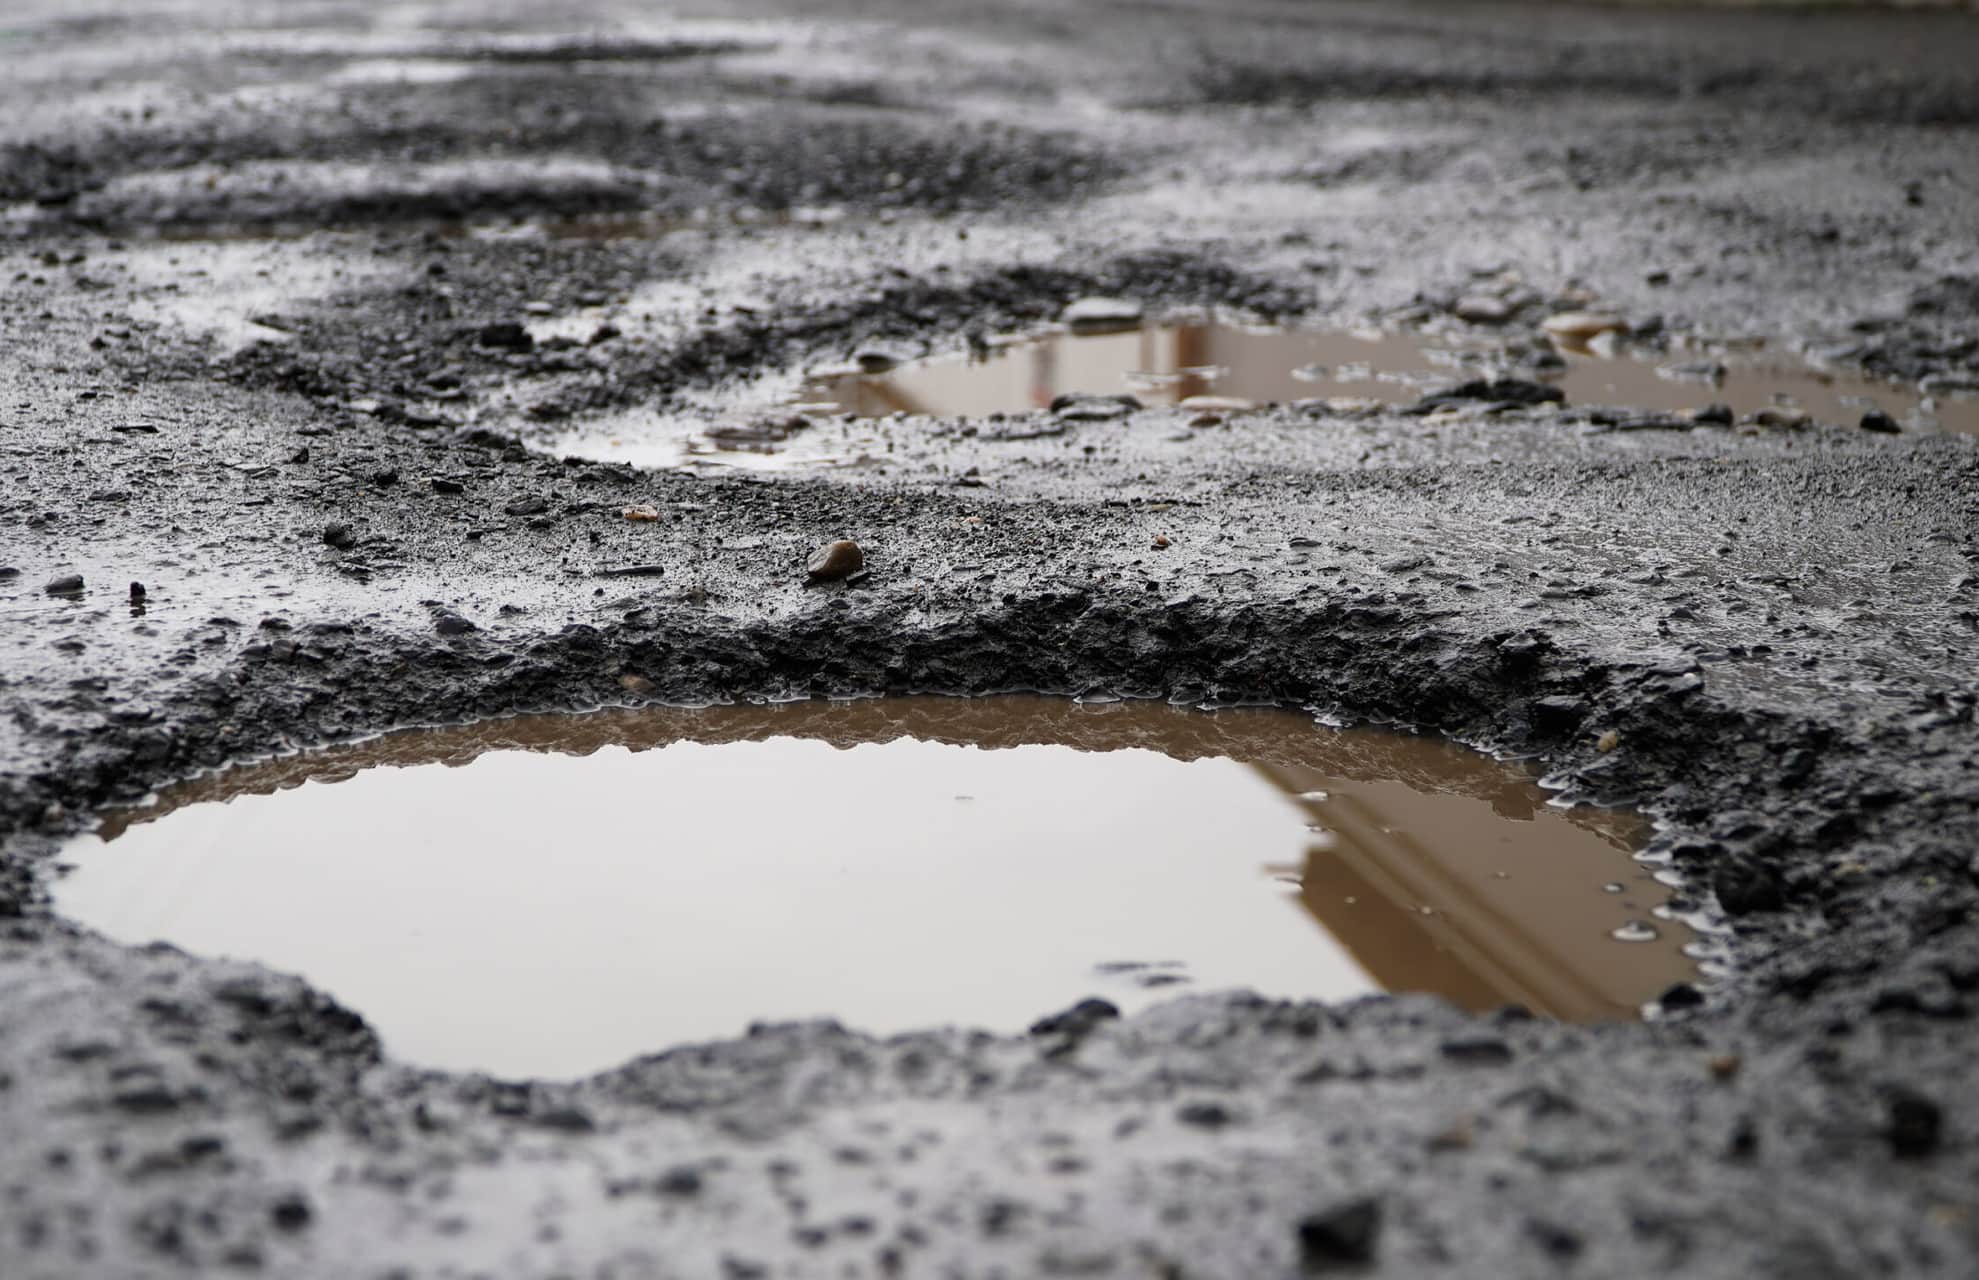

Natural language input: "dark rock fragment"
[532,1105,596,1134]
[44,574,84,596]
[475,322,535,353]
[1693,403,1735,427]
[1659,982,1705,1011]
[1885,1086,1942,1159]
[1409,378,1564,415]
[1440,1037,1514,1066]
[1712,858,1785,915]
[321,523,356,550]
[1029,998,1119,1039]
[1531,695,1588,733]
[1297,1197,1382,1271]
[1176,1101,1236,1129]
[504,496,551,518]
[433,612,477,637]
[656,1166,702,1196]
[270,1193,313,1231]
[1859,410,1901,434]
[111,1084,181,1114]
[1526,1218,1584,1260]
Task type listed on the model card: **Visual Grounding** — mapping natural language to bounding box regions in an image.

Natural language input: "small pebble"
[1542,311,1627,342]
[806,539,864,583]
[1859,410,1901,434]
[44,574,85,596]
[1454,296,1512,324]
[1298,1198,1382,1270]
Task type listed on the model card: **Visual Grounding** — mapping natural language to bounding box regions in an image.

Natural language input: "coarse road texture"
[2,1,1977,1276]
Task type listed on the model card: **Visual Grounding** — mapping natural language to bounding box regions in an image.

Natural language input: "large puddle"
[56,698,1704,1079]
[554,321,1976,470]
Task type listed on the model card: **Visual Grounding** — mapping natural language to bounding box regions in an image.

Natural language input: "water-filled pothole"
[56,697,1704,1079]
[553,319,1975,470]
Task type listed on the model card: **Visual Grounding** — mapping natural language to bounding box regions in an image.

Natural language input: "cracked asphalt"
[2,0,1977,1275]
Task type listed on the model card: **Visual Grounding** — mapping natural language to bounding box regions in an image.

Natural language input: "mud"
[2,0,1977,1276]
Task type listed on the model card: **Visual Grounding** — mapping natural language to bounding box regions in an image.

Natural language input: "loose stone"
[1659,981,1705,1010]
[1179,395,1254,413]
[1542,311,1628,343]
[853,347,907,374]
[44,574,84,596]
[1297,1197,1382,1270]
[1050,393,1139,421]
[1454,296,1512,324]
[321,523,357,549]
[1061,296,1143,334]
[806,539,864,582]
[1859,410,1901,434]
[474,322,534,353]
[1886,1088,1943,1159]
[1920,372,1979,396]
[504,496,551,517]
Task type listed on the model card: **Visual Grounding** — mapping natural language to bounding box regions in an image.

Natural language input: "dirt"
[2,0,1977,1276]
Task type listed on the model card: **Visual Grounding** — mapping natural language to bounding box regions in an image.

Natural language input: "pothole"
[54,697,1707,1079]
[551,319,1976,471]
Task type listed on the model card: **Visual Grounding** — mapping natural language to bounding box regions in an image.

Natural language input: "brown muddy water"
[54,698,1705,1080]
[553,322,1975,470]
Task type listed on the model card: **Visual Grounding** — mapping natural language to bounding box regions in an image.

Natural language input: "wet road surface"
[2,1,1977,1276]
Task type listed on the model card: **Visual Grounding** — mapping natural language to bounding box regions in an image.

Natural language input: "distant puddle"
[811,324,1968,426]
[555,321,1974,470]
[57,698,1702,1079]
